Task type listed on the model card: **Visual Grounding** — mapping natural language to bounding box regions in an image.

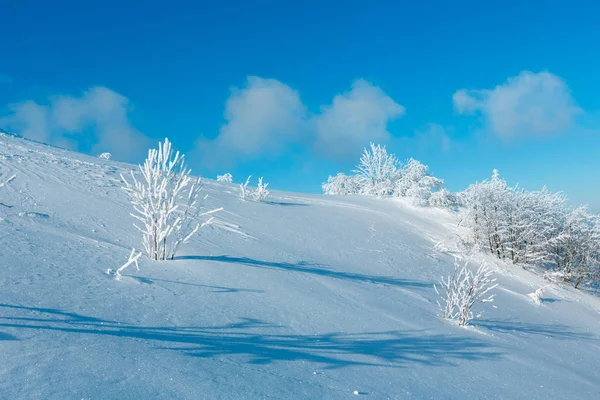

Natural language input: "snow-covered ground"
[1,134,599,399]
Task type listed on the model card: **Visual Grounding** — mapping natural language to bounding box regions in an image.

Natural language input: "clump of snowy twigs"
[239,176,269,202]
[528,286,546,305]
[121,138,222,261]
[107,248,142,280]
[434,260,498,326]
[251,177,269,202]
[217,173,233,183]
[98,152,112,160]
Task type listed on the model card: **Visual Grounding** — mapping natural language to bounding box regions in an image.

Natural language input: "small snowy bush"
[528,287,545,305]
[121,138,221,261]
[429,188,459,209]
[217,173,233,184]
[251,177,269,202]
[434,260,498,326]
[239,176,269,202]
[98,152,112,160]
[322,173,362,195]
[240,176,251,200]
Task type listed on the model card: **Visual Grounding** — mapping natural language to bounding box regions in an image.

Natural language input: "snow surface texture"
[1,133,600,399]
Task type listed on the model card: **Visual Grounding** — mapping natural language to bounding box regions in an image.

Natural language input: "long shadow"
[474,319,595,340]
[0,304,501,369]
[264,201,308,207]
[129,276,264,294]
[174,256,430,288]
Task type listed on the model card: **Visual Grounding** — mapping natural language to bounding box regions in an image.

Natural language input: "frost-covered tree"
[394,158,444,206]
[217,173,233,184]
[434,260,498,326]
[355,143,400,196]
[460,170,512,259]
[322,173,362,195]
[121,138,221,261]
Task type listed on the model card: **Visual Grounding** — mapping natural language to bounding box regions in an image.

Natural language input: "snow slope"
[1,134,599,399]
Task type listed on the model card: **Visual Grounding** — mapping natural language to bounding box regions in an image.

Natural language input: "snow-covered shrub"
[428,188,459,209]
[434,260,498,326]
[251,177,269,202]
[354,143,400,197]
[98,152,112,160]
[394,158,444,205]
[528,287,544,305]
[239,176,269,202]
[121,138,221,261]
[217,173,233,183]
[240,176,251,200]
[322,173,362,195]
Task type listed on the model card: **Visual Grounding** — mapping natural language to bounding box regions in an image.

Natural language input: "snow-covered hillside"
[1,134,599,399]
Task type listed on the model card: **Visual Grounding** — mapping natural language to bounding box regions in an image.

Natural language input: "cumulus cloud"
[313,79,405,159]
[196,76,307,165]
[453,71,582,138]
[196,77,405,166]
[0,87,148,160]
[413,123,452,153]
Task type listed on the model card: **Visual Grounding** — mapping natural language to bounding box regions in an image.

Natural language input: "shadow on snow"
[0,304,501,369]
[174,255,431,289]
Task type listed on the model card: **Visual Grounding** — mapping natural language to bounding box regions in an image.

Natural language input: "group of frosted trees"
[323,143,456,207]
[322,143,599,291]
[461,170,600,288]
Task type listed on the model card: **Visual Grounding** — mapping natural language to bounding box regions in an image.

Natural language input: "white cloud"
[197,76,307,164]
[313,79,405,159]
[196,77,405,166]
[0,87,148,160]
[413,123,452,153]
[453,71,582,138]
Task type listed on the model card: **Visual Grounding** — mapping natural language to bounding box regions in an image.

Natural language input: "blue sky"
[1,0,599,210]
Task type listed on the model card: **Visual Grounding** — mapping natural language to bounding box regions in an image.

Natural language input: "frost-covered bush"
[240,176,251,200]
[121,138,221,261]
[217,173,233,183]
[355,143,400,196]
[98,152,112,160]
[528,287,545,305]
[239,176,269,202]
[434,260,498,326]
[429,188,460,209]
[394,158,444,205]
[323,143,450,205]
[322,173,362,195]
[251,177,269,202]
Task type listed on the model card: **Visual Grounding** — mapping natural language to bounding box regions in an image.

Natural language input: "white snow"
[1,133,599,399]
